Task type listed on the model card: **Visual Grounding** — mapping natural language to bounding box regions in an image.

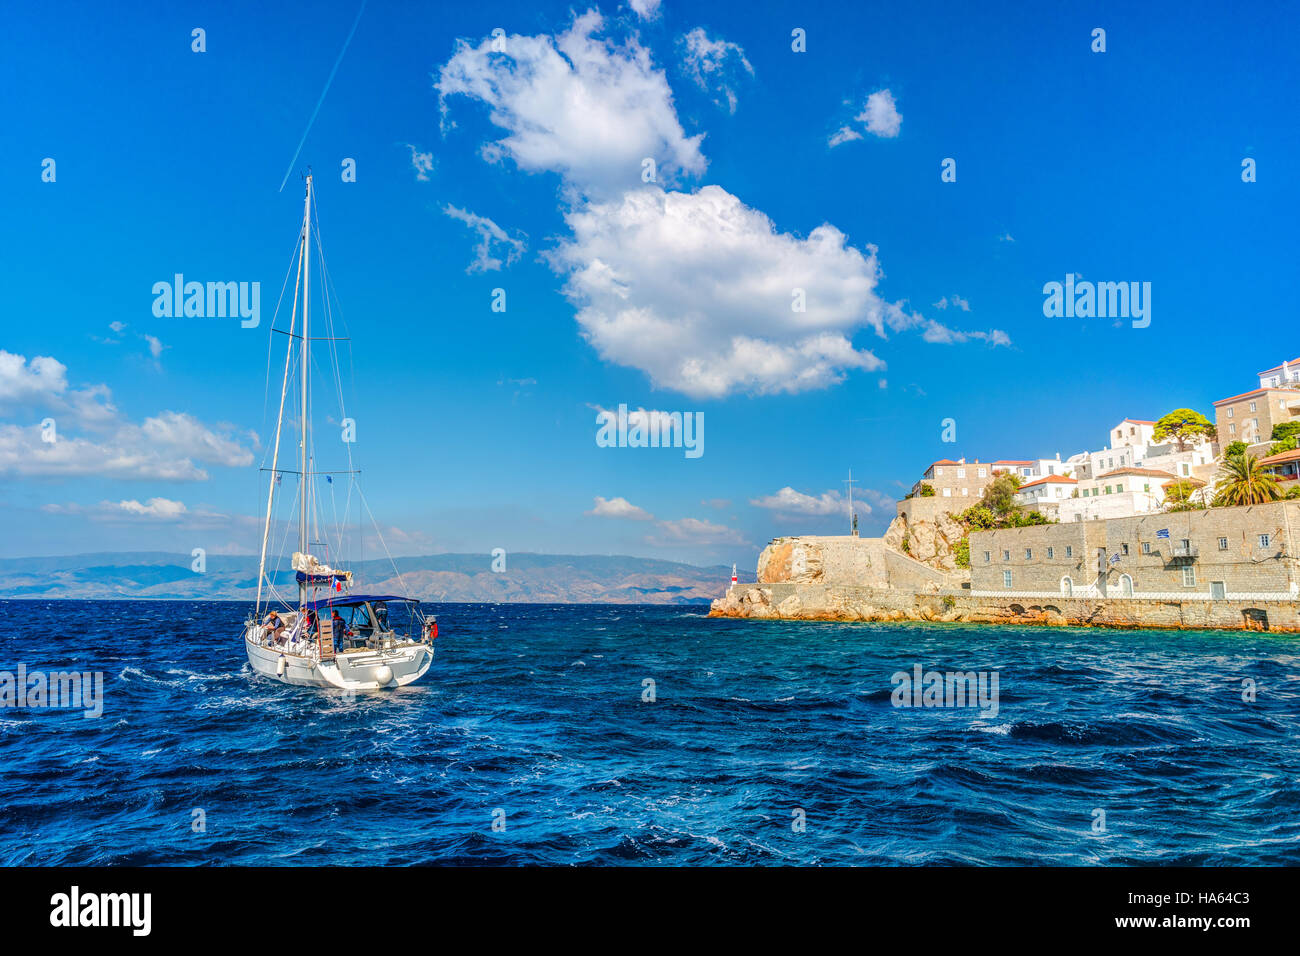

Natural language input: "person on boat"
[330,609,352,646]
[262,609,285,643]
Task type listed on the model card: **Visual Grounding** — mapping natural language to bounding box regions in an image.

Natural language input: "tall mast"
[299,174,313,608]
[255,179,309,617]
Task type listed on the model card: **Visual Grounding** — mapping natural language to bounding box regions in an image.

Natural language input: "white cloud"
[861,89,902,137]
[443,205,527,273]
[828,125,863,148]
[109,321,127,334]
[0,353,255,481]
[0,351,68,404]
[114,497,188,519]
[680,27,754,114]
[750,486,848,516]
[437,11,706,198]
[830,89,902,146]
[587,495,655,520]
[648,516,748,547]
[438,15,1005,398]
[932,295,970,312]
[406,143,434,181]
[142,334,167,360]
[553,185,890,397]
[629,0,661,20]
[999,232,1015,242]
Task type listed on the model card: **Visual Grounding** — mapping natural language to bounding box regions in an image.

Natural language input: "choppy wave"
[1,600,1299,865]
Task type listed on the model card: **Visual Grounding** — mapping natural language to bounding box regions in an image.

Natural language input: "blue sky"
[1,0,1297,568]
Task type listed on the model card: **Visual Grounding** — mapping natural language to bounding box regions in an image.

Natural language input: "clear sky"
[1,0,1297,567]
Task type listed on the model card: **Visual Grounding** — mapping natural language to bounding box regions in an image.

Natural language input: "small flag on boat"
[1156,528,1170,539]
[333,577,343,592]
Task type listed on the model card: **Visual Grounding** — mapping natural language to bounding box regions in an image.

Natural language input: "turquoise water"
[2,600,1298,864]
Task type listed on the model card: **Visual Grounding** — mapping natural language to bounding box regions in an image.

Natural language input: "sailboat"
[242,173,435,690]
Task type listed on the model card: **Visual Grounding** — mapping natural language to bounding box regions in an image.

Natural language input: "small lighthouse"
[730,563,738,587]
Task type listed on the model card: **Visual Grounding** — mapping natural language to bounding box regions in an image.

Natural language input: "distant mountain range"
[0,552,751,604]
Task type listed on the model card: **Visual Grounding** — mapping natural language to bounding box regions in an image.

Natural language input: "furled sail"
[292,551,353,587]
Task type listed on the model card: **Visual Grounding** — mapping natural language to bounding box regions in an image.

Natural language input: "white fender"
[276,655,286,677]
[374,664,394,686]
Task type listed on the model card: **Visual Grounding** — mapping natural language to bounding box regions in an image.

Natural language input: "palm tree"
[1213,451,1283,506]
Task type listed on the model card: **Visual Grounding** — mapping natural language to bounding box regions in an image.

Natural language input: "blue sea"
[2,599,1298,866]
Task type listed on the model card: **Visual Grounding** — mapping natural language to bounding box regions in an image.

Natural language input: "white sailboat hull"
[244,627,434,691]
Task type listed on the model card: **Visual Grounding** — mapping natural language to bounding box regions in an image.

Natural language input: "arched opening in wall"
[1120,574,1133,597]
[1243,608,1269,630]
[1061,576,1073,597]
[1009,603,1027,616]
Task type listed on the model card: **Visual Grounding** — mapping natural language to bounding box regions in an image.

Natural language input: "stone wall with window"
[969,501,1300,600]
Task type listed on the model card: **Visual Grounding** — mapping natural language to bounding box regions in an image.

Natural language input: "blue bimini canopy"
[302,594,419,612]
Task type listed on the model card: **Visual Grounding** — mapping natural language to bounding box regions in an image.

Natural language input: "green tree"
[954,537,970,568]
[918,483,935,497]
[1287,485,1300,500]
[1163,479,1204,512]
[980,472,1022,515]
[1224,440,1249,459]
[1152,408,1217,451]
[1271,421,1300,442]
[1213,452,1283,506]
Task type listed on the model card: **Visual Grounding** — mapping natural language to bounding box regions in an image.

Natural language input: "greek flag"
[1156,528,1170,539]
[1109,552,1121,565]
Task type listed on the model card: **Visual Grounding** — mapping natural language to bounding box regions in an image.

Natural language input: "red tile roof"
[1121,419,1156,425]
[1258,448,1300,466]
[1019,475,1077,489]
[1257,357,1300,376]
[1214,387,1295,406]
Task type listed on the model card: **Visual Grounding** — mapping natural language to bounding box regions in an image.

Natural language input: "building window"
[1061,576,1073,596]
[1065,546,1073,557]
[1025,548,1032,559]
[1182,566,1196,587]
[942,487,951,497]
[957,467,966,478]
[1002,550,1010,561]
[1003,570,1013,589]
[961,487,969,496]
[1227,408,1234,417]
[1121,543,1129,555]
[1181,538,1191,551]
[1116,483,1124,493]
[1218,537,1228,550]
[1142,542,1151,554]
[1105,485,1112,494]
[1249,401,1257,412]
[934,467,942,477]
[1229,423,1236,434]
[1143,483,1151,492]
[1259,533,1271,548]
[1047,546,1055,559]
[978,467,987,478]
[983,551,991,563]
[1120,574,1133,597]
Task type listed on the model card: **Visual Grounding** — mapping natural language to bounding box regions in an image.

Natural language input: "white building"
[1057,466,1176,522]
[1257,357,1300,390]
[1015,474,1077,512]
[1108,418,1156,449]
